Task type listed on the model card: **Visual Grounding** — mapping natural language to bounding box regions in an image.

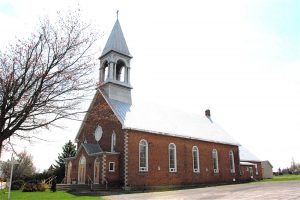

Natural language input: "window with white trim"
[169,143,177,172]
[255,164,258,175]
[192,146,200,173]
[109,162,115,172]
[229,150,235,173]
[111,131,116,152]
[139,139,148,172]
[212,149,219,173]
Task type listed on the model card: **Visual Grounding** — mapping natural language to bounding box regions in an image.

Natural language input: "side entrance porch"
[64,143,121,188]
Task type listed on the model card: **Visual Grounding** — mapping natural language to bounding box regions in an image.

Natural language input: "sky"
[0,0,299,172]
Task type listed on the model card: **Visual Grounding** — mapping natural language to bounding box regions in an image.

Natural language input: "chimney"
[205,109,211,118]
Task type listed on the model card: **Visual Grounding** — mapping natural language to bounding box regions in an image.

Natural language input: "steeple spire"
[100,18,131,59]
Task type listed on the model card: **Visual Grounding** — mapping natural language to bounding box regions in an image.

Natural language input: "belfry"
[99,19,132,104]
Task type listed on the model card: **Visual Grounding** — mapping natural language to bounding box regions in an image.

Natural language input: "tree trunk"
[0,141,2,158]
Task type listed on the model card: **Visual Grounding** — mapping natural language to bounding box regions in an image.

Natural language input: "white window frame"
[192,146,200,173]
[255,164,259,175]
[139,139,148,172]
[169,143,177,172]
[212,149,219,173]
[109,162,115,172]
[229,150,235,173]
[111,131,116,152]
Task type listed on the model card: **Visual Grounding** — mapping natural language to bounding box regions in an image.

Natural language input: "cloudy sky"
[0,0,299,172]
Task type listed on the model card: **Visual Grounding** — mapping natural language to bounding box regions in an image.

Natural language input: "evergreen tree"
[53,140,76,183]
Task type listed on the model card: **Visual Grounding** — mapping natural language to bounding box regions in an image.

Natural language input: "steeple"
[99,18,133,104]
[100,19,132,59]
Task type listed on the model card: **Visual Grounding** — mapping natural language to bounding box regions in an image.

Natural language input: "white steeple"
[100,19,132,59]
[99,18,133,104]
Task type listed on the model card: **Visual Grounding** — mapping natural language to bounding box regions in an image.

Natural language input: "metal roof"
[82,143,103,155]
[240,161,256,166]
[101,19,131,58]
[104,92,240,146]
[239,146,261,162]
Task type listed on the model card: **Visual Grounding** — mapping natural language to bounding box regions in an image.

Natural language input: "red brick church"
[65,19,262,190]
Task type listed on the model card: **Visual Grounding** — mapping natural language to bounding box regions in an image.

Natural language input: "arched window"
[212,149,219,173]
[229,150,235,173]
[139,139,148,171]
[169,143,177,172]
[80,155,86,164]
[111,131,116,152]
[78,155,86,184]
[103,61,109,81]
[192,146,200,173]
[116,60,125,82]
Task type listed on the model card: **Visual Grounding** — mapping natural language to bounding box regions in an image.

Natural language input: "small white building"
[261,160,273,179]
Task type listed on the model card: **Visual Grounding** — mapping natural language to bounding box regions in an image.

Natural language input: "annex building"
[65,19,262,190]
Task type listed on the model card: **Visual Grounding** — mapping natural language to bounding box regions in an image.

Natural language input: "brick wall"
[75,91,125,183]
[68,148,98,184]
[105,154,121,186]
[240,162,262,182]
[126,129,240,187]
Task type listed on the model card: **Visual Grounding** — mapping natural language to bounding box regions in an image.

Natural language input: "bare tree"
[0,150,36,180]
[0,11,98,156]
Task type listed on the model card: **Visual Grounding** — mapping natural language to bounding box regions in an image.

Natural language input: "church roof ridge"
[100,19,132,58]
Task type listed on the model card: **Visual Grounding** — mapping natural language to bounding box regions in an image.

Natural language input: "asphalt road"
[104,181,300,200]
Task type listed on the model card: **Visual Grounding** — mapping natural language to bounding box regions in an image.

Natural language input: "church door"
[78,156,86,184]
[249,167,254,178]
[94,158,100,184]
[67,162,72,184]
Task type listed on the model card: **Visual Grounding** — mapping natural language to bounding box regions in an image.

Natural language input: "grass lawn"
[260,174,300,182]
[0,189,104,200]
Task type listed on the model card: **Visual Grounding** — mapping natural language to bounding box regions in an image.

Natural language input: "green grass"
[260,174,300,182]
[0,189,104,200]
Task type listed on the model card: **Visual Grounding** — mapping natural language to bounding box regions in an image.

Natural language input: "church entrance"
[94,157,100,184]
[78,155,86,184]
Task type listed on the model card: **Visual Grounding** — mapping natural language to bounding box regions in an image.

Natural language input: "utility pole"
[8,154,18,200]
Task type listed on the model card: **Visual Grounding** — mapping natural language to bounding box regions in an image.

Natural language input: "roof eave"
[123,126,240,146]
[240,159,262,163]
[100,50,132,60]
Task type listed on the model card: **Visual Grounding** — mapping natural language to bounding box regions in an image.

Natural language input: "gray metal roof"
[240,161,256,166]
[104,92,240,146]
[239,146,261,162]
[82,143,103,155]
[101,19,131,58]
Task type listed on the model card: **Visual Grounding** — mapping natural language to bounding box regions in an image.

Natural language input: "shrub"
[11,180,25,190]
[22,181,48,192]
[37,182,48,192]
[22,182,38,192]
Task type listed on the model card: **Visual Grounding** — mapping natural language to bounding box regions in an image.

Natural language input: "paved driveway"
[104,181,300,200]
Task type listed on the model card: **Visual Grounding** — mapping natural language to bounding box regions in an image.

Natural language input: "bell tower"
[99,18,132,104]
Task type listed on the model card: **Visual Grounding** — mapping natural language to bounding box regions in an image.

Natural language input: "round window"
[94,125,103,141]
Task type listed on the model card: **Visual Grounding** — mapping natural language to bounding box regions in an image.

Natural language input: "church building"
[65,18,262,190]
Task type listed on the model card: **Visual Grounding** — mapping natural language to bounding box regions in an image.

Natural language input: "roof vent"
[205,109,211,118]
